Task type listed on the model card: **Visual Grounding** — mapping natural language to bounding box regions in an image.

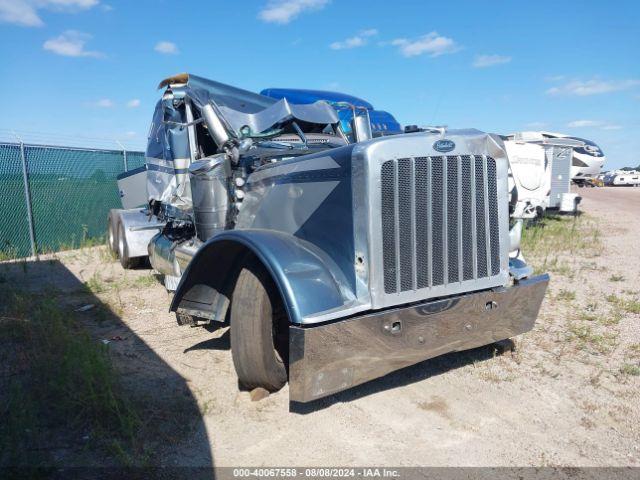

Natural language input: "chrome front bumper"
[288,274,549,403]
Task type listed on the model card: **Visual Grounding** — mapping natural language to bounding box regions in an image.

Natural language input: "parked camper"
[537,132,606,184]
[504,131,584,218]
[608,170,640,186]
[108,73,548,403]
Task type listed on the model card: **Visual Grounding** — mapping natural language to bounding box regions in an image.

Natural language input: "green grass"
[606,293,640,315]
[521,214,601,255]
[556,289,576,302]
[0,288,142,467]
[83,271,161,296]
[620,364,640,376]
[567,323,618,354]
[609,274,625,282]
[85,272,108,294]
[133,273,161,288]
[520,214,602,274]
[624,299,640,314]
[577,310,621,327]
[0,245,20,261]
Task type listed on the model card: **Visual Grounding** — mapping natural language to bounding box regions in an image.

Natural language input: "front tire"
[230,259,288,392]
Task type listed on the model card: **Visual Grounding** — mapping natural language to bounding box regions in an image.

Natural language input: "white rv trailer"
[604,170,632,185]
[535,132,606,184]
[608,170,640,186]
[504,131,585,218]
[602,170,620,185]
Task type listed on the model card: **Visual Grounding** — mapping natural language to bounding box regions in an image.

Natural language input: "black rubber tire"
[230,259,288,392]
[117,222,140,269]
[107,214,118,256]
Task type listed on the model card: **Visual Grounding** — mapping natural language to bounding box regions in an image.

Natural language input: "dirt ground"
[4,186,640,467]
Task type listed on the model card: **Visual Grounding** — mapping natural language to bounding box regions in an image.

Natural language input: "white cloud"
[330,28,378,50]
[126,99,140,108]
[90,98,113,108]
[391,32,460,58]
[359,28,377,37]
[567,120,622,130]
[547,78,640,96]
[154,41,178,54]
[43,30,103,57]
[258,0,329,24]
[0,0,42,26]
[567,120,602,128]
[473,54,511,68]
[0,0,98,27]
[44,0,99,8]
[331,37,364,50]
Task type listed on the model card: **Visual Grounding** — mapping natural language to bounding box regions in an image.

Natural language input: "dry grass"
[566,322,618,354]
[520,214,640,374]
[83,271,162,296]
[606,293,640,315]
[620,364,640,376]
[556,289,576,302]
[521,214,603,274]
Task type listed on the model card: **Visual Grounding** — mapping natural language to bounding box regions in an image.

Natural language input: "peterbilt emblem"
[433,139,455,153]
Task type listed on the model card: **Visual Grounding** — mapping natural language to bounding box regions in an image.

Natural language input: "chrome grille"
[380,161,397,293]
[446,158,459,283]
[487,160,500,275]
[381,155,500,294]
[398,159,413,291]
[475,156,488,278]
[431,157,444,287]
[414,158,429,289]
[461,157,474,281]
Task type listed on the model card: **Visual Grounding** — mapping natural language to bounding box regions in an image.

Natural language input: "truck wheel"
[117,222,140,269]
[230,259,288,392]
[107,214,118,256]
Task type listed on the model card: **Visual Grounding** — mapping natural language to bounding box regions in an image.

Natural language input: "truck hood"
[159,73,339,136]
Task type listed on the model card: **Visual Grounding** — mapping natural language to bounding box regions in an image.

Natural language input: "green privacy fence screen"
[0,142,146,259]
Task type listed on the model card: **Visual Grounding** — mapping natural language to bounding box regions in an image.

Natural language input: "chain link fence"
[0,142,145,259]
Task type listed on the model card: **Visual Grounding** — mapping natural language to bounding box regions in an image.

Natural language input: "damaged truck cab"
[109,73,549,402]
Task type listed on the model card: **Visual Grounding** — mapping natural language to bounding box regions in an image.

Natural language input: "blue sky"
[1,0,639,168]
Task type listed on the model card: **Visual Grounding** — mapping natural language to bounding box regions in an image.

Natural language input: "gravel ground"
[4,186,639,467]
